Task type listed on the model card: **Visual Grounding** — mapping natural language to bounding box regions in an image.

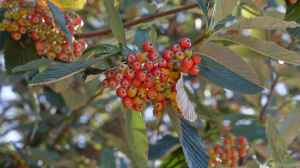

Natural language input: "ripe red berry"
[145,62,154,71]
[191,53,202,65]
[142,41,154,52]
[124,69,135,80]
[182,58,194,69]
[102,79,110,88]
[127,53,137,63]
[162,49,173,61]
[121,78,131,88]
[115,73,123,81]
[171,44,181,52]
[147,51,157,61]
[11,32,21,40]
[116,87,127,98]
[214,144,223,154]
[147,90,158,100]
[189,66,199,76]
[108,79,118,87]
[132,78,142,88]
[179,37,192,49]
[122,97,133,108]
[136,71,146,81]
[144,78,154,88]
[105,70,115,79]
[30,31,39,41]
[151,67,160,76]
[159,59,168,68]
[238,136,248,146]
[132,61,141,71]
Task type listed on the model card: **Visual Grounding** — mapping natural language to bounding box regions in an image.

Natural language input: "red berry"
[238,136,248,146]
[30,31,39,41]
[122,97,133,108]
[159,59,168,68]
[102,79,110,88]
[162,49,173,61]
[11,32,21,40]
[127,53,137,63]
[171,44,181,52]
[116,87,127,98]
[108,79,118,87]
[214,144,223,154]
[124,69,135,80]
[121,78,131,88]
[179,37,192,49]
[136,71,146,81]
[151,67,160,76]
[147,51,157,61]
[181,58,194,72]
[132,78,142,88]
[127,87,138,98]
[154,102,164,112]
[115,73,123,81]
[142,41,154,52]
[191,53,202,65]
[147,89,158,100]
[145,62,154,71]
[132,61,141,71]
[105,70,115,79]
[144,78,154,88]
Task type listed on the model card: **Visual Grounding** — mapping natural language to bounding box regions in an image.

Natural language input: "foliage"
[1,0,300,168]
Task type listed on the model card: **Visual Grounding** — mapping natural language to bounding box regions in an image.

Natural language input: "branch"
[77,3,199,39]
[259,75,279,122]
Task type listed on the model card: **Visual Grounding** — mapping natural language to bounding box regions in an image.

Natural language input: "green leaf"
[210,34,300,65]
[29,51,118,85]
[47,1,72,45]
[134,27,157,48]
[286,2,300,38]
[176,77,197,122]
[160,147,188,168]
[125,111,148,168]
[102,109,148,168]
[103,0,126,45]
[4,39,39,72]
[199,42,263,94]
[231,16,300,30]
[266,116,288,168]
[12,58,52,73]
[148,135,179,160]
[278,104,300,146]
[195,0,208,17]
[213,0,238,24]
[180,119,209,168]
[100,148,116,168]
[82,44,120,58]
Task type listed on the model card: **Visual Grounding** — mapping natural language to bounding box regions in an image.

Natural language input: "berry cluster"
[0,0,87,62]
[208,136,249,168]
[103,38,201,116]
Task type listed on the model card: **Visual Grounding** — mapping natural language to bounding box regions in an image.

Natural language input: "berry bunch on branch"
[0,0,87,62]
[103,38,202,117]
[208,135,249,168]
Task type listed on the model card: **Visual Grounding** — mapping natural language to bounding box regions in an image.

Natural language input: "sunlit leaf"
[210,34,300,65]
[103,0,126,45]
[49,0,87,10]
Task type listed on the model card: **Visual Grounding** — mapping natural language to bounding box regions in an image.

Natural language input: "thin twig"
[259,75,279,122]
[77,3,199,39]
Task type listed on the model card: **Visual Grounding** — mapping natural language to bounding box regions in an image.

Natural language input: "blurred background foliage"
[2,0,300,167]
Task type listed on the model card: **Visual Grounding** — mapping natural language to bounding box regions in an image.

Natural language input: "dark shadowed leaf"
[210,34,300,65]
[148,135,179,160]
[29,52,117,85]
[47,1,72,44]
[180,119,209,168]
[160,147,188,168]
[0,31,8,51]
[4,39,39,72]
[195,0,208,17]
[100,148,116,168]
[103,0,126,45]
[199,42,263,94]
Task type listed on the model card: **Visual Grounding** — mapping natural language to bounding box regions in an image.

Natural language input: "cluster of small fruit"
[208,135,249,168]
[0,0,87,62]
[103,38,201,116]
